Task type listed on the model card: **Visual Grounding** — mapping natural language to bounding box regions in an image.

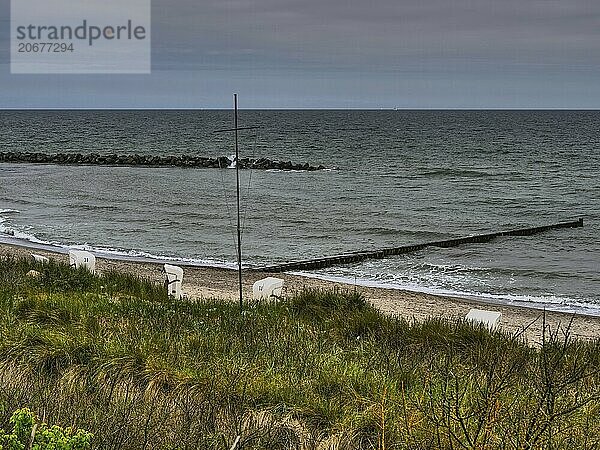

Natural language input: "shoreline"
[1,233,594,316]
[1,240,599,344]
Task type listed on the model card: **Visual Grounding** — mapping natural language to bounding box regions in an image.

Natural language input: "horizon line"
[1,107,600,111]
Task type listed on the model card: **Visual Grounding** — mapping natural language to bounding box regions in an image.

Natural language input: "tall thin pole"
[234,94,243,310]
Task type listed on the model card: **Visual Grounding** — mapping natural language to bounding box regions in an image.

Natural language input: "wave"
[357,227,445,238]
[0,208,237,269]
[0,221,239,270]
[0,209,21,238]
[0,205,249,270]
[69,244,238,269]
[74,204,121,212]
[413,262,573,280]
[264,168,334,173]
[0,221,65,247]
[420,168,494,178]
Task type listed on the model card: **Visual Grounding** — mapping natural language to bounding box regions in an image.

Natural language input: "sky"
[1,0,600,109]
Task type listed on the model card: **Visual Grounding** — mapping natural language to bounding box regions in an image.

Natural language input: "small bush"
[0,408,92,449]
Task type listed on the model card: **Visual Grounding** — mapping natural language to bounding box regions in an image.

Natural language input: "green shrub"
[0,408,92,450]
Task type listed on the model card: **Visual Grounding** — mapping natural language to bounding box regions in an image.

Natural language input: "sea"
[0,110,598,314]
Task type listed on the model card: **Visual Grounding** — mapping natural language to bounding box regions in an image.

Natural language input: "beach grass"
[0,256,599,449]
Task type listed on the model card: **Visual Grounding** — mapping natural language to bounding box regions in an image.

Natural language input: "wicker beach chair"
[465,308,502,329]
[69,250,96,274]
[253,277,284,301]
[164,264,184,300]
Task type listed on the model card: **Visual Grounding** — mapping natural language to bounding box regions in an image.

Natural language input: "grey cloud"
[147,0,600,72]
[1,0,600,107]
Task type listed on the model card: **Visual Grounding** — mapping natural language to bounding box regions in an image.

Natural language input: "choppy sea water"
[0,110,598,314]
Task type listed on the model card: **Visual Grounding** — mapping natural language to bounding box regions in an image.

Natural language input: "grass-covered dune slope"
[0,257,599,449]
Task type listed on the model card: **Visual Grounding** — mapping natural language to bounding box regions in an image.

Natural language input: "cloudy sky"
[1,0,600,108]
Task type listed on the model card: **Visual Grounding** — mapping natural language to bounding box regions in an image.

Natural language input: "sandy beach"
[1,241,598,345]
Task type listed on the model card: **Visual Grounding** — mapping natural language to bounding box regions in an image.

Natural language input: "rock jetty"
[0,152,327,171]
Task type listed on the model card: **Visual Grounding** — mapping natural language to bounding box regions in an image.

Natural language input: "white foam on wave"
[0,208,236,269]
[5,229,52,245]
[68,243,238,269]
[264,167,337,173]
[0,214,239,269]
[0,209,26,239]
[290,271,600,317]
[0,212,63,246]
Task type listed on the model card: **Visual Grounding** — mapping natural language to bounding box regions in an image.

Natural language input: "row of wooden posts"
[255,218,584,273]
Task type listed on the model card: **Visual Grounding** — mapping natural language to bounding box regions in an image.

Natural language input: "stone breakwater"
[0,152,327,171]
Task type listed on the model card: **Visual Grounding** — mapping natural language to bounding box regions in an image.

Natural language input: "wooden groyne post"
[255,218,583,273]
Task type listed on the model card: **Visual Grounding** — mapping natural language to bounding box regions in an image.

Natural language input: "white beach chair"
[253,277,284,301]
[30,253,49,264]
[69,250,96,274]
[164,264,184,300]
[465,308,502,329]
